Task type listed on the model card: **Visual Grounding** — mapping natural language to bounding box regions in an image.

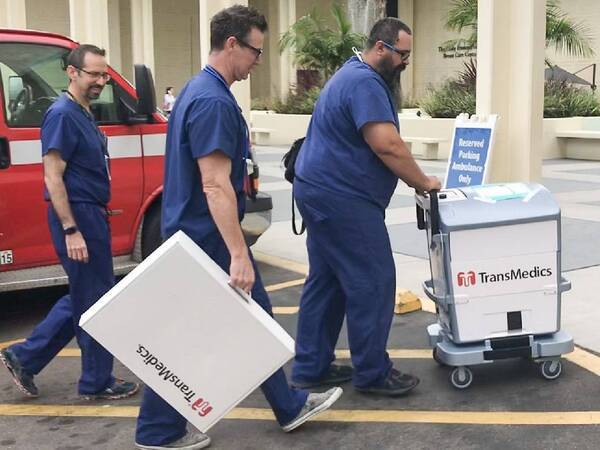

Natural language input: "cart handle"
[422,279,447,305]
[559,277,571,293]
[429,189,440,236]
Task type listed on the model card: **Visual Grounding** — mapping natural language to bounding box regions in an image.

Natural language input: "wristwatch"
[63,225,78,235]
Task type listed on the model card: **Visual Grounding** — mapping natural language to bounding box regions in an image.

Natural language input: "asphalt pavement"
[0,147,599,449]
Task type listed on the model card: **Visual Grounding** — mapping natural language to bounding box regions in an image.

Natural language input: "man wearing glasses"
[0,45,139,401]
[291,18,441,397]
[134,6,341,450]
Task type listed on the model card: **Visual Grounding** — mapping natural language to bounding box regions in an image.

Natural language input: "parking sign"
[444,114,497,188]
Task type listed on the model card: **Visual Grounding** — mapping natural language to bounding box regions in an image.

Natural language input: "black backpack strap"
[291,188,306,235]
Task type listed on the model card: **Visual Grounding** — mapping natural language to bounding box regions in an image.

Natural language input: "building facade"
[1,0,598,105]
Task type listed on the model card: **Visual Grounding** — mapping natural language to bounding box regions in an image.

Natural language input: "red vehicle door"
[0,40,143,273]
[0,42,69,270]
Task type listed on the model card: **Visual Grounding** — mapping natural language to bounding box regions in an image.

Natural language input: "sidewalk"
[252,146,600,354]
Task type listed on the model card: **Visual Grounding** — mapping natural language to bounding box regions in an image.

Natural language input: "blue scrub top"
[295,56,399,210]
[161,66,248,243]
[41,94,110,206]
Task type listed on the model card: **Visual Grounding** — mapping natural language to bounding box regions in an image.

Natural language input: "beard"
[377,56,406,110]
[85,84,104,101]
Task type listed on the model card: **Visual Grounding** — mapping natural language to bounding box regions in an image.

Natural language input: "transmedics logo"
[457,266,552,287]
[457,271,476,287]
[137,344,213,417]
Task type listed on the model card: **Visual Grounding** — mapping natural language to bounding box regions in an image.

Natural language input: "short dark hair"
[67,44,106,69]
[165,86,173,93]
[366,18,412,49]
[210,5,267,51]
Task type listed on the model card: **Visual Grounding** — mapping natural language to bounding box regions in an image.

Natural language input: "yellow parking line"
[1,404,600,425]
[2,340,599,378]
[272,306,300,315]
[265,279,305,292]
[0,339,25,348]
[335,349,432,359]
[0,404,139,418]
[565,347,600,377]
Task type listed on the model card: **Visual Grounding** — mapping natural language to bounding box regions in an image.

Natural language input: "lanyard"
[65,91,111,180]
[203,65,249,160]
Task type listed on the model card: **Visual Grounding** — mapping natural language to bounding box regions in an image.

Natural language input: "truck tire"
[141,201,162,259]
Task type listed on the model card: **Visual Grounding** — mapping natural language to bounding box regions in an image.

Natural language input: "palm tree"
[279,3,366,84]
[439,0,594,58]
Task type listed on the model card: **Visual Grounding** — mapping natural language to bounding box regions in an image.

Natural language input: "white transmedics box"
[79,231,295,432]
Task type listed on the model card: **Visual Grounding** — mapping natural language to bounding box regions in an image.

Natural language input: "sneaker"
[0,348,39,397]
[355,368,419,397]
[281,386,343,432]
[292,364,353,389]
[82,378,139,400]
[135,431,211,449]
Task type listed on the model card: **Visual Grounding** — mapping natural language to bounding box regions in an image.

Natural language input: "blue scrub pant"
[10,203,115,394]
[291,179,395,388]
[135,236,308,446]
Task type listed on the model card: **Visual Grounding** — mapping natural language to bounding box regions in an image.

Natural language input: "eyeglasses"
[237,39,263,58]
[381,41,411,62]
[75,66,112,81]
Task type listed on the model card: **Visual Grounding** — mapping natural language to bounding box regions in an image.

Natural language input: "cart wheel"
[450,366,473,389]
[540,360,562,380]
[432,347,446,366]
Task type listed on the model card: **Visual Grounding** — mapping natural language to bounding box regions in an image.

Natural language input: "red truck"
[0,28,272,292]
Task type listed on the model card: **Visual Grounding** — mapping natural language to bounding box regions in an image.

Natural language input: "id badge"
[101,133,111,181]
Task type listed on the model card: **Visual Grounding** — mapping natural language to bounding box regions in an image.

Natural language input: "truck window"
[0,43,134,127]
[0,43,68,127]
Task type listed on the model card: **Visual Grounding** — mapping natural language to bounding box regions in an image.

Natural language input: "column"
[0,0,26,28]
[69,0,111,56]
[398,0,414,103]
[277,0,296,99]
[130,0,155,78]
[107,0,123,72]
[476,0,546,182]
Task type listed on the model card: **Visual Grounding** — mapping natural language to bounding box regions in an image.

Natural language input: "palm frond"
[279,4,367,84]
[545,10,595,57]
[445,0,478,33]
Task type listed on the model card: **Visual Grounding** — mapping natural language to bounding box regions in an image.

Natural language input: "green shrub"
[419,60,476,118]
[419,80,476,118]
[420,59,600,118]
[251,97,274,111]
[272,87,321,115]
[544,80,600,117]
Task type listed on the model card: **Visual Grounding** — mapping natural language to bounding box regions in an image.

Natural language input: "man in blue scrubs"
[291,18,441,396]
[134,6,342,450]
[0,45,139,400]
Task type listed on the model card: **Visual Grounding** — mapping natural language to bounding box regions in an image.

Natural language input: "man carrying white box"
[134,6,342,450]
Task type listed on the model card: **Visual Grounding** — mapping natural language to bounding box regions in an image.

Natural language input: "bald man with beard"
[290,18,441,397]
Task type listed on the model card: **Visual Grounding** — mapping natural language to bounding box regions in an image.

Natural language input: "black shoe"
[82,378,140,400]
[355,368,419,397]
[0,348,39,397]
[292,364,353,389]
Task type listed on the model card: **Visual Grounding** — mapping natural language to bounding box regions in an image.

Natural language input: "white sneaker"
[281,386,343,432]
[135,431,211,449]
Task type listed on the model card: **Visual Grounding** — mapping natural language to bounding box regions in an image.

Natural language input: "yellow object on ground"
[395,290,423,314]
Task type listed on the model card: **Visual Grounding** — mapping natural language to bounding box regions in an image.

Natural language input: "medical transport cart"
[416,183,573,389]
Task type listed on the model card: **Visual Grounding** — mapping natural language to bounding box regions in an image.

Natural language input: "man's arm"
[197,151,254,293]
[43,150,88,263]
[362,122,441,193]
